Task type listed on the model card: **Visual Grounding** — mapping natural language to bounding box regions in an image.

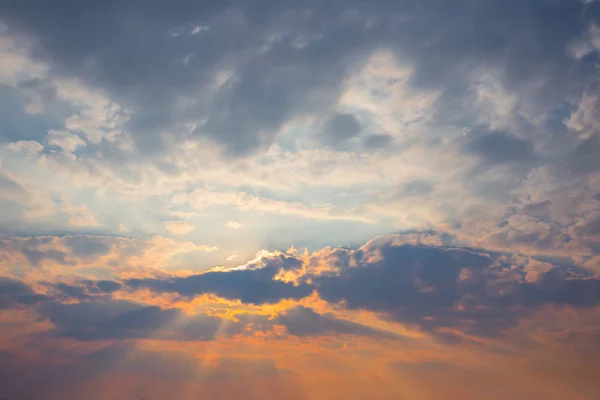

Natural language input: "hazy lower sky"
[1,1,600,399]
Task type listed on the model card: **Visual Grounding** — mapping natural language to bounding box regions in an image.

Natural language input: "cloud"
[226,220,243,229]
[4,233,598,344]
[126,261,313,305]
[275,306,396,339]
[0,234,217,273]
[317,112,363,149]
[1,1,600,397]
[363,133,393,149]
[175,189,370,222]
[118,235,600,337]
[0,0,598,264]
[6,139,43,156]
[1,277,393,343]
[2,0,595,159]
[464,130,536,165]
[0,277,49,308]
[164,220,196,235]
[44,129,86,153]
[38,299,240,341]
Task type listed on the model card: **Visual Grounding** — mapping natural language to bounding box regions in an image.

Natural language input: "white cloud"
[177,189,371,222]
[45,130,86,153]
[60,199,100,227]
[164,220,196,235]
[0,33,48,86]
[226,220,243,229]
[566,93,600,139]
[6,141,44,157]
[191,25,209,34]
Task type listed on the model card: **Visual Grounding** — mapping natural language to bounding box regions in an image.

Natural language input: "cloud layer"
[1,0,600,398]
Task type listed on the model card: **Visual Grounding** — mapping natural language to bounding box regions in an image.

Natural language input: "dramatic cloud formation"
[1,0,600,398]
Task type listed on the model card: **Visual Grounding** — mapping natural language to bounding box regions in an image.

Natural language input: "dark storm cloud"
[1,0,597,156]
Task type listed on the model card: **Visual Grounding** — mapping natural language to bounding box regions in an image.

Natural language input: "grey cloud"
[5,236,600,342]
[2,0,596,157]
[37,299,241,341]
[49,280,122,301]
[276,306,397,339]
[363,133,393,150]
[317,112,363,149]
[308,243,600,336]
[0,85,61,143]
[93,279,122,293]
[569,133,600,174]
[0,173,27,199]
[0,236,70,266]
[395,180,435,198]
[62,235,112,258]
[120,237,600,337]
[33,279,392,341]
[0,277,49,308]
[573,214,600,239]
[126,257,311,304]
[489,227,573,253]
[465,130,536,165]
[522,200,552,219]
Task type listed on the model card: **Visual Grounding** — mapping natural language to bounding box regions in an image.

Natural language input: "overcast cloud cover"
[1,0,600,399]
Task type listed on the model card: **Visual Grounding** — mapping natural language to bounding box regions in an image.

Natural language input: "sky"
[1,0,600,399]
